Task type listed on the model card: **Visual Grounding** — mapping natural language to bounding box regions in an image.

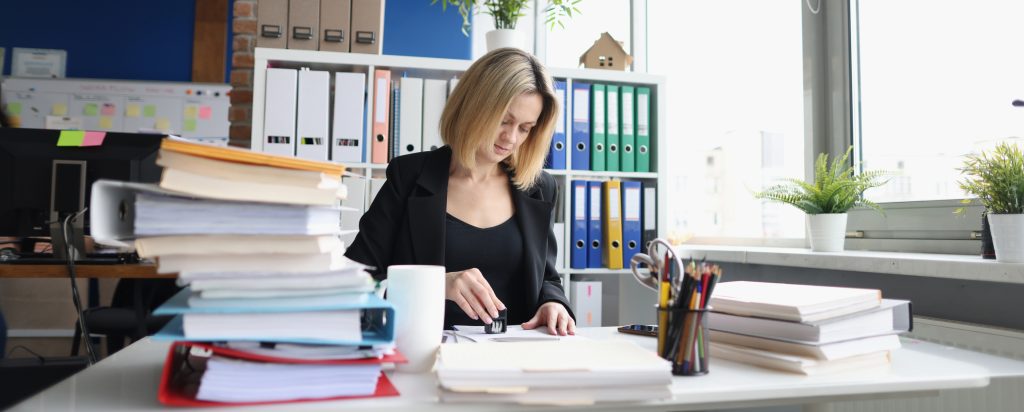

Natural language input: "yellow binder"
[602,180,624,269]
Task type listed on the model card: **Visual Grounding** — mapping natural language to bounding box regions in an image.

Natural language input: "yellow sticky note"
[126,104,141,118]
[52,103,68,116]
[144,105,156,117]
[155,118,171,131]
[99,116,113,129]
[184,105,197,120]
[183,119,197,132]
[84,103,98,116]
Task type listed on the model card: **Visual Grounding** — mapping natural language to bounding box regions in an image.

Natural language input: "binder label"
[622,92,634,130]
[608,187,620,219]
[590,186,601,219]
[556,88,565,134]
[594,93,605,134]
[644,187,656,230]
[375,78,388,123]
[625,187,640,221]
[575,185,586,218]
[607,91,618,131]
[573,89,589,122]
[638,95,649,136]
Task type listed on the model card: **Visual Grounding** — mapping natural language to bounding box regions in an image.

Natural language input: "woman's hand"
[522,302,576,336]
[445,268,505,324]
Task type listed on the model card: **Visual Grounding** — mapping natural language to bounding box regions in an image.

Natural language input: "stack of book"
[707,281,912,375]
[90,138,401,406]
[436,340,673,404]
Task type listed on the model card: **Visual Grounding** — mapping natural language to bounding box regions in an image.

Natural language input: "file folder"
[421,79,447,152]
[262,68,298,157]
[636,87,652,173]
[590,84,606,172]
[340,175,367,247]
[371,70,391,164]
[319,0,352,52]
[295,69,330,161]
[331,71,366,163]
[620,86,636,173]
[570,82,590,170]
[256,0,288,49]
[605,85,620,172]
[570,180,588,269]
[350,0,385,54]
[545,80,567,169]
[642,183,657,251]
[601,180,623,270]
[621,180,642,267]
[287,0,320,50]
[587,180,603,268]
[398,77,423,156]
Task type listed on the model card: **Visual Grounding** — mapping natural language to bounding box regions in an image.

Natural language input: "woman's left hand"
[522,302,576,336]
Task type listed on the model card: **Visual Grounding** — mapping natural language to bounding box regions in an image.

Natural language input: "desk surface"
[13,327,1024,412]
[0,263,163,279]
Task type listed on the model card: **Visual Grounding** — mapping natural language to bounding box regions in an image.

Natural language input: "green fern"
[754,148,889,215]
[958,142,1024,214]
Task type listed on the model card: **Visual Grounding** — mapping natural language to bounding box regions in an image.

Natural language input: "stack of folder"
[568,82,652,172]
[569,179,653,270]
[706,281,913,375]
[89,137,402,406]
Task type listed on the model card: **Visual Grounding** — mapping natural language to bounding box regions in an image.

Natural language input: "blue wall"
[0,0,471,82]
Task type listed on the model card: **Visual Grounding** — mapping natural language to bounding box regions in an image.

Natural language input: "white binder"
[295,69,330,161]
[421,79,447,152]
[397,77,423,155]
[263,68,298,156]
[331,71,367,163]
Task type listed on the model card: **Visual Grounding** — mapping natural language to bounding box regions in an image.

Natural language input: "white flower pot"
[485,29,524,51]
[807,213,848,252]
[987,213,1024,263]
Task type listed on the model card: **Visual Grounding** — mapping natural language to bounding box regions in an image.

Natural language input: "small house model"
[579,32,633,71]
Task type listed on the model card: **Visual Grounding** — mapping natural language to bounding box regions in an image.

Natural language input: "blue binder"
[621,180,643,268]
[545,80,568,169]
[587,180,603,268]
[570,180,589,269]
[571,81,591,170]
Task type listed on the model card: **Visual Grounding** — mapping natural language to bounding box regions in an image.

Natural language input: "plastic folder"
[601,180,623,270]
[587,181,603,268]
[371,70,391,164]
[590,84,606,172]
[606,85,620,172]
[571,82,590,170]
[570,180,588,269]
[546,80,567,169]
[620,85,636,173]
[636,87,651,172]
[621,180,642,267]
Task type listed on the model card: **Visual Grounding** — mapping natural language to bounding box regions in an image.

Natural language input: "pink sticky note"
[101,103,116,116]
[82,131,107,147]
[198,106,212,120]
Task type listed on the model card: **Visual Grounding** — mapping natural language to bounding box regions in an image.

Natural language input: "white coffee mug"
[386,265,446,373]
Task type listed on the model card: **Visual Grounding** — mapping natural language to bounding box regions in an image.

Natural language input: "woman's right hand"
[445,268,505,324]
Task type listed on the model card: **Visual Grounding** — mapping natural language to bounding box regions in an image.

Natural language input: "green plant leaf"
[753,147,890,215]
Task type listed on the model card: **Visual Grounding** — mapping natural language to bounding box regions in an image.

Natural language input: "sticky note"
[126,104,141,118]
[184,105,197,120]
[155,118,171,131]
[101,103,116,116]
[183,119,196,132]
[52,103,68,116]
[83,103,99,116]
[57,130,85,147]
[198,106,212,120]
[6,102,22,115]
[144,105,157,117]
[82,131,106,147]
[99,116,113,129]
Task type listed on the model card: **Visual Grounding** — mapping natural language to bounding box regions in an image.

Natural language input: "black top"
[444,213,528,327]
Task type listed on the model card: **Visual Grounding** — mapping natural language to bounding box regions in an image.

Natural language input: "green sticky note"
[84,103,99,116]
[57,130,85,147]
[144,105,157,117]
[183,119,197,132]
[6,102,22,115]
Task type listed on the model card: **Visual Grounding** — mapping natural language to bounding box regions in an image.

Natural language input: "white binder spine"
[295,69,330,161]
[263,68,298,156]
[397,77,423,155]
[331,71,367,163]
[421,79,447,152]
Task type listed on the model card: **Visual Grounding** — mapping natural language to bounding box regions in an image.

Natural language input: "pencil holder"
[657,307,709,376]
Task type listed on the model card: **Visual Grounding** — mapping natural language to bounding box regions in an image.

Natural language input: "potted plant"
[754,148,888,252]
[432,0,582,51]
[958,142,1024,263]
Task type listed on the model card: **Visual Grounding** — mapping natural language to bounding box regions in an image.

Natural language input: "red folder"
[157,341,404,407]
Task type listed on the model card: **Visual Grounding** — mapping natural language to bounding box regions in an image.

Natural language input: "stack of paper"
[707,281,912,375]
[436,340,672,405]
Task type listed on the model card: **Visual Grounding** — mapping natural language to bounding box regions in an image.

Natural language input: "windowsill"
[675,244,1024,284]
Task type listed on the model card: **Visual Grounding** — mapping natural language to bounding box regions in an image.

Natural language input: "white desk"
[13,327,1024,411]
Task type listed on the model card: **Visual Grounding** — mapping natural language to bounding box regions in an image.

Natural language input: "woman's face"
[478,92,543,165]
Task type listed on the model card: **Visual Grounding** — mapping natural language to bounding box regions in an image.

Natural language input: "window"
[647,0,806,242]
[854,0,1024,203]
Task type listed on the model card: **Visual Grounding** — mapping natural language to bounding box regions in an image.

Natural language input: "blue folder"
[570,180,589,269]
[545,80,568,169]
[621,180,643,268]
[571,81,591,170]
[587,180,603,268]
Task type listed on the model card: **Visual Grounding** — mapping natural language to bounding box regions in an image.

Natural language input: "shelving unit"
[251,47,667,324]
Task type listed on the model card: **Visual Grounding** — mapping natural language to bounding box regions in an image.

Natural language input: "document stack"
[89,137,401,406]
[436,340,672,404]
[707,281,912,375]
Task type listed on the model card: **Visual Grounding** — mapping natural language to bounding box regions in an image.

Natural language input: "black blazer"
[345,146,574,320]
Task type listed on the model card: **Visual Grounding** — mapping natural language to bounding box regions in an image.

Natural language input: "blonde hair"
[440,48,558,190]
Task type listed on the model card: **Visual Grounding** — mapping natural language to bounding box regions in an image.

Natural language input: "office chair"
[71,279,180,357]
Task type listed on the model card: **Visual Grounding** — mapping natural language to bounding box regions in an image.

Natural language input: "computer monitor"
[0,128,163,258]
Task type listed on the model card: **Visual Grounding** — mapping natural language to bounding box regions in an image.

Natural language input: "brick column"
[230,0,258,148]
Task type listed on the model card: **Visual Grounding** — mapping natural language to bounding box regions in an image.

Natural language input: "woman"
[345,48,576,336]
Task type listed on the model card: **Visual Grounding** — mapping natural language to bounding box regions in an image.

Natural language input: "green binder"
[605,85,620,172]
[590,84,606,171]
[636,87,651,173]
[620,85,636,173]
